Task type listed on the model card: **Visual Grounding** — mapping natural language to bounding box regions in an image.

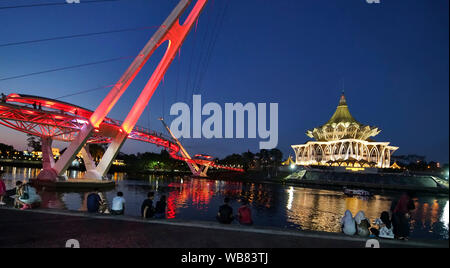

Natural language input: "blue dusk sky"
[0,0,448,163]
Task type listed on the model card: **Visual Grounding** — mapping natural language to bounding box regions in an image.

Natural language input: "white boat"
[343,187,371,197]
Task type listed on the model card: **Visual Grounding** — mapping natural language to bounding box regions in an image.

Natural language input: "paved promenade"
[0,208,447,248]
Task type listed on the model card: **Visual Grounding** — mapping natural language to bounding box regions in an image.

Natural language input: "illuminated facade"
[292,93,398,168]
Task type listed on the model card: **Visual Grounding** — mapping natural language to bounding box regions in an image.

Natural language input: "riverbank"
[0,207,447,248]
[283,170,449,195]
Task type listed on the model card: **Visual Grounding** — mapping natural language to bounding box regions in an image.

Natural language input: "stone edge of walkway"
[1,207,447,248]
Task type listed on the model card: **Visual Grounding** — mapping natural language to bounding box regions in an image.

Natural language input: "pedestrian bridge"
[0,0,244,180]
[0,94,243,178]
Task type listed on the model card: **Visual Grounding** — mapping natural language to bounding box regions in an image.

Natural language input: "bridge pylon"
[35,0,209,181]
[159,118,209,178]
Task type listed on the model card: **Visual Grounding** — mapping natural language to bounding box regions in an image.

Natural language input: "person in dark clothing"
[392,192,416,240]
[216,197,234,224]
[141,192,155,219]
[87,190,101,213]
[154,195,167,219]
[238,199,253,226]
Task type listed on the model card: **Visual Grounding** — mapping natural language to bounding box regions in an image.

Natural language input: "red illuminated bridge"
[0,0,243,181]
[0,94,244,176]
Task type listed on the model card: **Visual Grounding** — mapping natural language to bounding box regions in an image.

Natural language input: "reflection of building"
[292,93,398,168]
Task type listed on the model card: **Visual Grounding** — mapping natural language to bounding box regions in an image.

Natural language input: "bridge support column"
[80,145,103,180]
[95,131,128,178]
[53,124,94,178]
[37,136,58,181]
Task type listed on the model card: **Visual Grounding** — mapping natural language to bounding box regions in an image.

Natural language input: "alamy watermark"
[169,95,278,150]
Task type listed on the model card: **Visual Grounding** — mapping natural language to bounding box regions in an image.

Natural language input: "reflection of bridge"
[0,0,243,181]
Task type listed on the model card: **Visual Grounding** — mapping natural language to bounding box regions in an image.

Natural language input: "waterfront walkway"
[0,207,447,248]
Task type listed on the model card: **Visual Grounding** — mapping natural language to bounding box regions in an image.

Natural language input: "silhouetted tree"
[89,144,107,162]
[26,134,41,152]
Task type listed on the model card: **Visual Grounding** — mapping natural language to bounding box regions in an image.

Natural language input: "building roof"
[306,93,381,141]
[324,93,361,126]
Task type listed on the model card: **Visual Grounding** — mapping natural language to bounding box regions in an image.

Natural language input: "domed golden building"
[292,93,398,169]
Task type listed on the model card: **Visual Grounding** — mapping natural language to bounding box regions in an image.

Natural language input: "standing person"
[87,189,101,213]
[216,197,234,224]
[355,211,371,237]
[341,210,357,236]
[238,199,253,226]
[392,192,415,240]
[141,192,155,219]
[0,174,6,206]
[111,192,126,215]
[154,195,167,219]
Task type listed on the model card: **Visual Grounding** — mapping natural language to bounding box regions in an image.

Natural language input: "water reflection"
[1,167,448,240]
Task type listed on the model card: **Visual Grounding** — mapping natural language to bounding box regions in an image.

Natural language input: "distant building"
[291,93,399,168]
[112,159,126,166]
[391,155,426,165]
[52,148,60,158]
[28,147,61,159]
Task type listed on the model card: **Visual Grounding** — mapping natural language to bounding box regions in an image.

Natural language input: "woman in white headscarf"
[341,210,357,236]
[355,211,371,237]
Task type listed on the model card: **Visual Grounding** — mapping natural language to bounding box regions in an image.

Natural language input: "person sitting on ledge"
[0,173,6,206]
[216,197,234,224]
[141,192,155,219]
[371,211,394,239]
[98,191,110,214]
[87,189,101,214]
[111,192,126,215]
[15,181,41,210]
[341,210,357,236]
[355,211,371,237]
[154,195,167,219]
[238,199,253,226]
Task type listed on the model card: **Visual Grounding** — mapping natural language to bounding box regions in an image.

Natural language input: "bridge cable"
[189,0,227,104]
[0,55,134,82]
[0,26,161,48]
[185,0,217,108]
[183,14,200,104]
[197,0,229,97]
[55,84,115,100]
[188,0,215,103]
[0,0,121,10]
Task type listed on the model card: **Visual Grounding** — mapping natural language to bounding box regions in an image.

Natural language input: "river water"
[1,166,448,240]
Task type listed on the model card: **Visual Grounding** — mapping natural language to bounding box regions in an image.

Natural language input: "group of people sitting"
[341,192,416,240]
[141,192,167,219]
[216,197,253,226]
[0,174,42,209]
[87,190,167,219]
[341,210,395,239]
[13,181,42,210]
[87,189,112,214]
